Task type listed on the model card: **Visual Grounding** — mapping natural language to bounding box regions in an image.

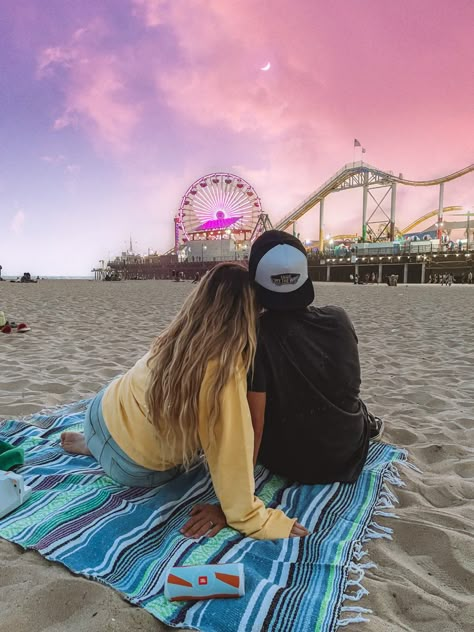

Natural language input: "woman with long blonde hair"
[61,263,302,540]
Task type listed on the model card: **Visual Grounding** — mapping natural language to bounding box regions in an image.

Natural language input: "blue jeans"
[84,390,181,487]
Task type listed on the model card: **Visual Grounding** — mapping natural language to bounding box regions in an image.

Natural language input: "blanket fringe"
[337,605,372,627]
[337,454,421,629]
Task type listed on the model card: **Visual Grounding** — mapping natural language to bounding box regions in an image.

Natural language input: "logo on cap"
[271,273,300,286]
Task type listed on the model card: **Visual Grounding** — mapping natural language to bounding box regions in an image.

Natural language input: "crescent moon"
[260,62,271,71]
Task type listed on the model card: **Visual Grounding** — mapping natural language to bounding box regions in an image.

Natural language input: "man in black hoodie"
[247,230,382,484]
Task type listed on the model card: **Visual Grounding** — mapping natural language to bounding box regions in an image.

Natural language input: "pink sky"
[0,0,473,275]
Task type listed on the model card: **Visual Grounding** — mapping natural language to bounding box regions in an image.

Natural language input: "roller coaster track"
[274,161,474,231]
[331,206,469,240]
[400,205,467,234]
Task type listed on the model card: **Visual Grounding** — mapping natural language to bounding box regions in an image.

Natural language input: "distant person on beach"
[188,232,382,534]
[20,272,37,283]
[61,263,307,541]
[192,271,200,284]
[350,273,359,285]
[468,271,473,284]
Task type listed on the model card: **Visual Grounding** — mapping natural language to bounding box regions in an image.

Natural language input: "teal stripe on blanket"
[0,401,409,631]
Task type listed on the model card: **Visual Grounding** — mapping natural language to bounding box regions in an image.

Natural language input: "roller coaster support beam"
[319,198,325,252]
[437,183,444,240]
[362,173,368,241]
[390,183,397,241]
[250,212,274,241]
[467,211,471,252]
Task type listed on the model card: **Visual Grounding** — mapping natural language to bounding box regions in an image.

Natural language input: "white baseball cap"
[249,230,314,310]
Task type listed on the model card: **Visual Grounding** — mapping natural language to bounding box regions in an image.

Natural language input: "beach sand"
[0,279,473,632]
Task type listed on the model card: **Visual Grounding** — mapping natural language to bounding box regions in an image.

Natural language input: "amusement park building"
[181,237,250,263]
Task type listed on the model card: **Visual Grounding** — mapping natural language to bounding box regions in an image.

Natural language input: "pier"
[93,161,474,283]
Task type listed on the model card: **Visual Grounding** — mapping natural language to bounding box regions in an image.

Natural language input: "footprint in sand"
[453,460,474,479]
[387,426,418,446]
[30,382,70,394]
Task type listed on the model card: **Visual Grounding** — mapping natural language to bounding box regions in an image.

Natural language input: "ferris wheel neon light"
[176,173,261,243]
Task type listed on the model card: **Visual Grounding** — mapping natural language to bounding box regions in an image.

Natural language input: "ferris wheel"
[176,173,261,244]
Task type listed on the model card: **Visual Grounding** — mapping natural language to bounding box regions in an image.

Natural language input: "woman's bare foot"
[60,431,92,456]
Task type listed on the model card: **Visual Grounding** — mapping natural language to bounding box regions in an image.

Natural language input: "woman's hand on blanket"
[290,522,310,537]
[181,503,227,539]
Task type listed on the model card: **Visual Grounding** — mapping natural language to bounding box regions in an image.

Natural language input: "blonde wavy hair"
[146,263,257,469]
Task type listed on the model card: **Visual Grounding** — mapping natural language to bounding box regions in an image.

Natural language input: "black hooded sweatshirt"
[248,305,370,484]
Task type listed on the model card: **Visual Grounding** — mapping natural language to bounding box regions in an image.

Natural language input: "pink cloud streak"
[38,21,141,152]
[131,0,167,27]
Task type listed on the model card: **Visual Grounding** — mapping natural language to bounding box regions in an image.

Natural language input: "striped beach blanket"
[0,400,411,631]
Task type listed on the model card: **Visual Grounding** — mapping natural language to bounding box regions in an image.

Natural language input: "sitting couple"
[62,231,382,541]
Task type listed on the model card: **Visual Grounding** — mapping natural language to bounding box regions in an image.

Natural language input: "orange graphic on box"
[167,573,193,587]
[215,572,240,588]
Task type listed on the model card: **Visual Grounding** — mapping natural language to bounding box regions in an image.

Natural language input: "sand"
[0,279,473,632]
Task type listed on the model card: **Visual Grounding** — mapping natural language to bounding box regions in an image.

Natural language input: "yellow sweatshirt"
[101,353,296,540]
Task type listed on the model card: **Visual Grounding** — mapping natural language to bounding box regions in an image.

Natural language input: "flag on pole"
[354,139,361,147]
